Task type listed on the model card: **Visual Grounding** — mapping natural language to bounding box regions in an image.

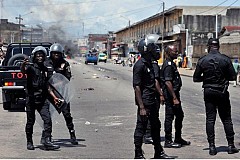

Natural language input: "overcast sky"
[1,0,240,40]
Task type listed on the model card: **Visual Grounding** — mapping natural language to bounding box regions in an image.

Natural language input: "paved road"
[0,57,239,159]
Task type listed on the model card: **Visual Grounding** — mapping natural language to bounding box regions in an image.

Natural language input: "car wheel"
[7,54,29,66]
[3,101,11,110]
[94,62,97,65]
[104,60,106,63]
[85,61,88,64]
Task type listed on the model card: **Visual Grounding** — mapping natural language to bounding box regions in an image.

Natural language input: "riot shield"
[36,73,75,128]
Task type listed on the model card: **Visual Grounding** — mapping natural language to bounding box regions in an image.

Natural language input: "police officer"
[143,53,165,145]
[46,43,78,145]
[21,46,60,150]
[193,38,239,155]
[161,45,190,148]
[133,34,171,159]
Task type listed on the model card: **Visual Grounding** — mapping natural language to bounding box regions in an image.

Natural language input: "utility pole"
[0,0,3,43]
[15,14,23,42]
[215,14,218,38]
[161,2,165,63]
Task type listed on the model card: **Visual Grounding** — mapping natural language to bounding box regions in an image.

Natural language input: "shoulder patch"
[168,61,171,65]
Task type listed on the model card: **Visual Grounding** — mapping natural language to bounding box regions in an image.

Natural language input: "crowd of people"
[132,34,239,159]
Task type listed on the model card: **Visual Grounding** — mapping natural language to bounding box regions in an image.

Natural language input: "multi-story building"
[0,19,19,44]
[115,6,240,68]
[22,25,44,42]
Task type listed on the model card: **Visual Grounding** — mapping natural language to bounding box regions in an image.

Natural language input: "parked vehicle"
[98,53,107,63]
[85,52,98,65]
[0,42,52,111]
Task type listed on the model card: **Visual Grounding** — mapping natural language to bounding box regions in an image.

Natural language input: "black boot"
[26,133,35,150]
[228,144,239,154]
[164,140,181,148]
[174,138,191,146]
[70,130,78,145]
[209,143,217,156]
[44,137,60,150]
[134,147,145,159]
[154,145,173,159]
[27,142,35,150]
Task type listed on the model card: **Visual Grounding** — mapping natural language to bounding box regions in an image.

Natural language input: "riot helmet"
[50,43,64,58]
[137,34,160,60]
[31,46,47,63]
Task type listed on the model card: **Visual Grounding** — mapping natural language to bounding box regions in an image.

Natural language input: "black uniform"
[161,58,184,142]
[25,63,53,142]
[193,49,236,145]
[144,61,162,141]
[133,57,162,150]
[49,58,74,131]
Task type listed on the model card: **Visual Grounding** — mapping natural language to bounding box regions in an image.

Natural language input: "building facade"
[115,6,240,68]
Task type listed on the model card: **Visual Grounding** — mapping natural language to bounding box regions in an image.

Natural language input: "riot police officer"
[193,38,239,155]
[45,43,78,145]
[133,34,171,159]
[21,46,60,150]
[161,45,190,148]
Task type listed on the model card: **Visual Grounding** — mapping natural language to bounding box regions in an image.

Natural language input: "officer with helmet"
[193,38,238,155]
[46,43,78,145]
[161,45,190,148]
[21,46,60,150]
[133,34,171,159]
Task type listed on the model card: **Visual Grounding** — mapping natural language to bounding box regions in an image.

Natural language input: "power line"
[217,0,239,14]
[194,0,229,15]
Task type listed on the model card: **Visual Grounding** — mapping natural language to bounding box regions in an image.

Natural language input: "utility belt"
[205,85,228,94]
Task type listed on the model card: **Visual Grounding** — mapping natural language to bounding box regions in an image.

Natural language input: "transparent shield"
[36,73,75,128]
[145,34,160,45]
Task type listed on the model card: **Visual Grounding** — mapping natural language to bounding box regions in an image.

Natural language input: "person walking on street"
[193,38,239,156]
[44,43,78,145]
[21,46,60,150]
[160,45,190,148]
[133,34,172,159]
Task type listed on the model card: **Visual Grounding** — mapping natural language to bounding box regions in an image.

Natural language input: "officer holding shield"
[45,43,78,145]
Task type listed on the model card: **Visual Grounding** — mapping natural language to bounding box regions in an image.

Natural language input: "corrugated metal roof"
[220,32,240,44]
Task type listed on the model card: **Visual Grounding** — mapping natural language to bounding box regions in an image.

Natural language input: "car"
[98,53,107,63]
[85,52,98,65]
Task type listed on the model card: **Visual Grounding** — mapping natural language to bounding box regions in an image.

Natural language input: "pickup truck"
[0,42,52,111]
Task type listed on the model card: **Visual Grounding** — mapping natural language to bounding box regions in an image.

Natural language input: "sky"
[1,0,240,40]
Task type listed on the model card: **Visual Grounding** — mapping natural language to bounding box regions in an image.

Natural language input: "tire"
[104,60,107,63]
[7,54,29,66]
[94,62,97,65]
[3,101,11,110]
[85,61,88,64]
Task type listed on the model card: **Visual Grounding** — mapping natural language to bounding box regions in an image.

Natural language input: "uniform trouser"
[204,88,235,145]
[145,97,161,138]
[62,103,74,131]
[25,100,52,139]
[134,103,162,149]
[164,91,184,141]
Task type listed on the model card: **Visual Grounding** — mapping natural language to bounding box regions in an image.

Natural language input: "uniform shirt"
[25,63,53,102]
[193,50,236,89]
[49,58,72,81]
[161,58,182,92]
[133,57,156,105]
